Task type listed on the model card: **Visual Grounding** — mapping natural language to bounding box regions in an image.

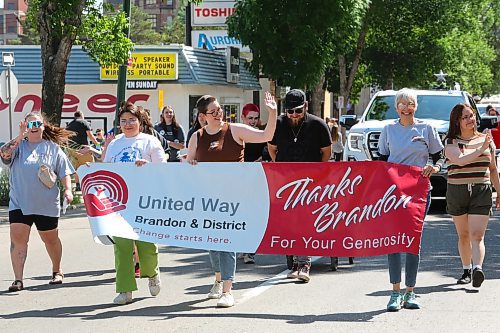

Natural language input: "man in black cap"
[268,88,332,282]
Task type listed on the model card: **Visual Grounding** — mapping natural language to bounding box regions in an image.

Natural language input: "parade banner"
[77,161,429,257]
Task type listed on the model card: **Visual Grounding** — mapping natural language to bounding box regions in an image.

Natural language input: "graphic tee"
[104,133,167,164]
[4,140,75,217]
[378,119,444,168]
[154,123,185,162]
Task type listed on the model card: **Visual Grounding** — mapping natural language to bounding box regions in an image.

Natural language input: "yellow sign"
[100,53,178,80]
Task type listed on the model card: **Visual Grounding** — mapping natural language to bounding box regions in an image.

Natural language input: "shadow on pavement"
[2,298,387,324]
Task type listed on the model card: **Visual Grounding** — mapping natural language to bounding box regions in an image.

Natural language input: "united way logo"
[81,170,128,217]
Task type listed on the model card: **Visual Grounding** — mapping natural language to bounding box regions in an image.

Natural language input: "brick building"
[105,0,180,32]
[0,0,26,45]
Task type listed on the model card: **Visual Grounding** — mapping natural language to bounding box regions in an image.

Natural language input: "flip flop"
[49,272,64,285]
[8,280,23,292]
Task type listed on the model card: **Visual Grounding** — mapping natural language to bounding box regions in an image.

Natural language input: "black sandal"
[8,280,23,292]
[49,272,64,285]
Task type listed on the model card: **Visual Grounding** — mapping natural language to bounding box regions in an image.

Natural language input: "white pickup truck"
[341,89,496,199]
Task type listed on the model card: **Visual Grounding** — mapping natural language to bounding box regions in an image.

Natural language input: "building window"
[159,0,173,9]
[7,2,16,10]
[145,0,156,6]
[148,14,157,28]
[221,104,240,123]
[7,24,16,33]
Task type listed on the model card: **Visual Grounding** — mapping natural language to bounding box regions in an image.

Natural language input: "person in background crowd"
[486,105,498,116]
[95,129,105,146]
[86,128,105,162]
[378,88,444,311]
[155,106,185,162]
[104,101,167,305]
[237,103,267,264]
[186,92,277,308]
[444,103,500,289]
[325,117,333,131]
[141,108,170,157]
[268,89,332,283]
[65,111,99,189]
[186,111,207,148]
[330,118,343,161]
[0,112,75,292]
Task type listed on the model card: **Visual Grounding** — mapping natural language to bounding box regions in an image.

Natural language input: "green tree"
[227,0,368,116]
[362,0,496,96]
[26,0,133,124]
[129,4,161,45]
[25,0,202,124]
[161,4,186,44]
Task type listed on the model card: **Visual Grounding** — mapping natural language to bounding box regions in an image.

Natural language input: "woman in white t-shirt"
[104,102,167,305]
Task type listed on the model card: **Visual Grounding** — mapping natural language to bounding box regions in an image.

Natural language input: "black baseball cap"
[284,89,306,109]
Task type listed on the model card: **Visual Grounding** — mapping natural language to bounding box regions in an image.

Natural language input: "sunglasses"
[27,120,43,129]
[286,107,304,115]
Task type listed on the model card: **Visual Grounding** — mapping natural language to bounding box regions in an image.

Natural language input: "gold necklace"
[291,121,304,143]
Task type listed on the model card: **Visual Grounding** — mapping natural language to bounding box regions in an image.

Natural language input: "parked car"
[341,89,497,199]
[477,103,500,116]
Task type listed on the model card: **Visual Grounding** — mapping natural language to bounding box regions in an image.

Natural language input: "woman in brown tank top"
[186,92,277,308]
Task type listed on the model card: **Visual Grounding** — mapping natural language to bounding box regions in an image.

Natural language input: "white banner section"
[77,163,269,252]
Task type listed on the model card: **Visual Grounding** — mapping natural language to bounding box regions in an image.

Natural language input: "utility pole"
[185,2,192,46]
[114,0,132,134]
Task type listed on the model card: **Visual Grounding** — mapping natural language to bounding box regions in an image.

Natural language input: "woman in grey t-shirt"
[377,88,444,311]
[0,112,75,292]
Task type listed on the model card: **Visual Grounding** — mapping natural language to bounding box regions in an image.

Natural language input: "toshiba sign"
[191,0,236,26]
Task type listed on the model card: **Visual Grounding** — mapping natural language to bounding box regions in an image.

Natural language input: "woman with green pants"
[103,102,168,305]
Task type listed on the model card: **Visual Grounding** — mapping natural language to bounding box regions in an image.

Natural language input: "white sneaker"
[113,292,132,305]
[207,281,223,299]
[217,292,235,308]
[148,274,161,296]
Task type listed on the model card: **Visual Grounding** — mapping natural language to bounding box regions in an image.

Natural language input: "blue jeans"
[388,190,431,287]
[209,250,236,281]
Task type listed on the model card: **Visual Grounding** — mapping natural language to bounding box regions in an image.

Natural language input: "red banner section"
[258,161,429,257]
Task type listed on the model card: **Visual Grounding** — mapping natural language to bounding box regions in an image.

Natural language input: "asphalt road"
[0,202,499,333]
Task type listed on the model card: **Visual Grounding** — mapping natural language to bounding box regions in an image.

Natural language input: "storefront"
[0,45,261,143]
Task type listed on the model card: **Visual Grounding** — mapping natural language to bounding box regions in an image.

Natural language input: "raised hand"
[19,120,28,138]
[264,91,277,112]
[104,132,115,148]
[480,130,492,152]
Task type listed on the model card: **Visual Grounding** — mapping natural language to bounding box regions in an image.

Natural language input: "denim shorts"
[446,183,492,216]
